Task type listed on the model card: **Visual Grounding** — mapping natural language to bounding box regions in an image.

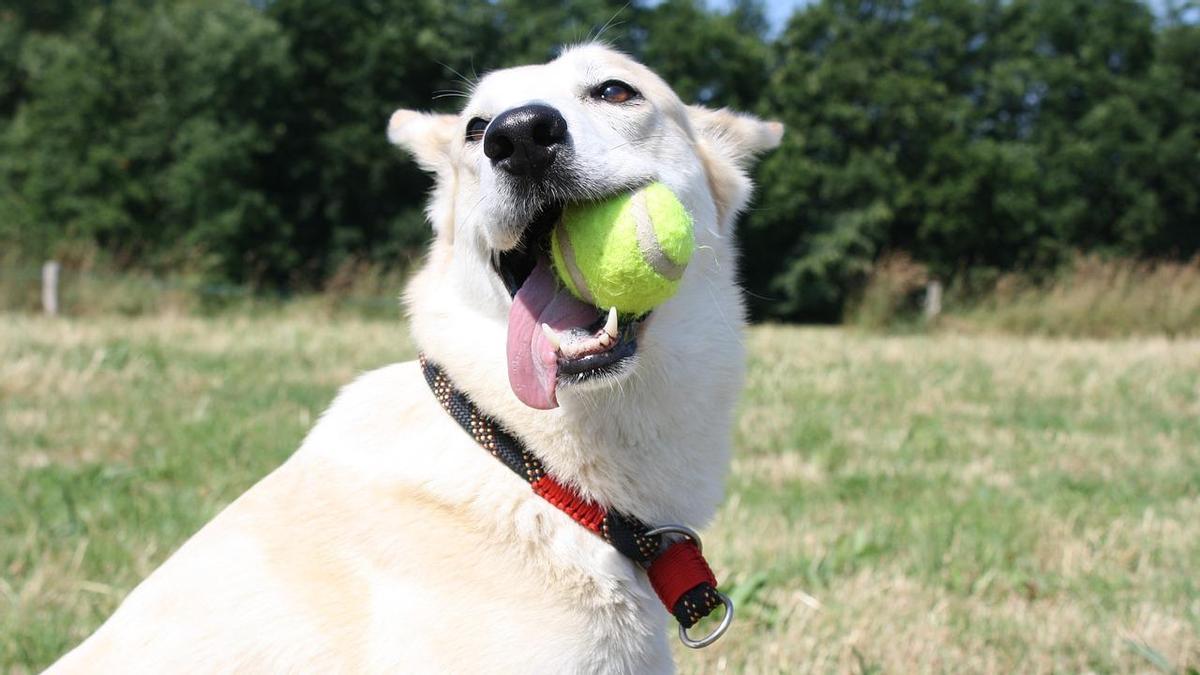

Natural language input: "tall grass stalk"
[955,255,1200,338]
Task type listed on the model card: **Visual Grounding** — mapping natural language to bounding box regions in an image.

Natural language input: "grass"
[848,254,1200,338]
[951,255,1200,338]
[0,253,411,320]
[2,314,1199,673]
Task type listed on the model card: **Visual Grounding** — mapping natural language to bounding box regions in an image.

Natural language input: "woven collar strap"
[420,355,729,642]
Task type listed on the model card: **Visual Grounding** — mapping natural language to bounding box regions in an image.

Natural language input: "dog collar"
[420,355,733,648]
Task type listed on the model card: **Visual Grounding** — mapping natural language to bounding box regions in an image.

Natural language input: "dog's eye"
[465,117,489,142]
[592,80,639,104]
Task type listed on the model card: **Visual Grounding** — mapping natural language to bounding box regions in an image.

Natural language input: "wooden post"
[42,261,60,316]
[924,280,942,320]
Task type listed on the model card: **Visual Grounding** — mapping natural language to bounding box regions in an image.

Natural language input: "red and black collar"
[420,355,733,648]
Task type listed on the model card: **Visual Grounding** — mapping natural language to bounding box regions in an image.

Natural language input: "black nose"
[483,104,568,178]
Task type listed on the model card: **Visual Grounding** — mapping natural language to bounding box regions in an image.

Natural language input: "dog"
[48,44,781,674]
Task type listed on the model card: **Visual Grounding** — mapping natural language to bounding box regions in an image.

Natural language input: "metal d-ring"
[678,591,734,649]
[644,524,703,553]
[644,525,731,648]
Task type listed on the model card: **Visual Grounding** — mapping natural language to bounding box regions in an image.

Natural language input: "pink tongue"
[507,258,598,409]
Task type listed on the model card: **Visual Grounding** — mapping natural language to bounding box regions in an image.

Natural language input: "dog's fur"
[48,45,780,674]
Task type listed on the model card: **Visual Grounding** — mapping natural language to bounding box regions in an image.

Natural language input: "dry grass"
[0,253,411,319]
[847,254,1200,338]
[2,316,1198,673]
[954,255,1200,338]
[846,253,930,331]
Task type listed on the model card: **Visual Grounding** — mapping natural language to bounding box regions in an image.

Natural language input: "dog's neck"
[406,245,744,528]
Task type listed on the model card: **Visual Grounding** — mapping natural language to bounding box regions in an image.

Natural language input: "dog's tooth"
[604,307,618,338]
[541,323,562,351]
[598,332,612,348]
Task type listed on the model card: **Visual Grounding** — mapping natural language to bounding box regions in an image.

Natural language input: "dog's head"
[391,44,780,417]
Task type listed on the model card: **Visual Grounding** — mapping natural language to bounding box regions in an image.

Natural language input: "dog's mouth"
[494,202,644,410]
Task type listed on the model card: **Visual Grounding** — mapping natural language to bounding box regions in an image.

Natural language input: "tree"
[745,0,1199,320]
[2,0,1197,318]
[748,0,978,320]
[258,0,499,286]
[0,0,294,270]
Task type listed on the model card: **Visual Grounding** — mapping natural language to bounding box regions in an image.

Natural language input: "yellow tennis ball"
[550,182,695,317]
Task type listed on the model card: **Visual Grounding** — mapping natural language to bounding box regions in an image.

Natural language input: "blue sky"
[757,0,813,31]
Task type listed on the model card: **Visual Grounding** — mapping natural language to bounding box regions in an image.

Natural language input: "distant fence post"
[42,261,60,316]
[924,280,942,320]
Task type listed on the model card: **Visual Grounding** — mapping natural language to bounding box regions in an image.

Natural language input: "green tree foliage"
[485,0,769,109]
[258,0,499,285]
[490,0,638,65]
[0,0,293,271]
[637,0,770,108]
[0,0,93,118]
[748,0,1200,320]
[0,0,1197,319]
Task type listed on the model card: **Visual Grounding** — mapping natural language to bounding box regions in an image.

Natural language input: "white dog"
[48,44,780,674]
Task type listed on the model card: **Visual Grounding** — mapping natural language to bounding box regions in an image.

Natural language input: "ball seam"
[632,190,687,282]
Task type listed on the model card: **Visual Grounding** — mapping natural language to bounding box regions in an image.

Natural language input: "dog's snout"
[483,104,568,179]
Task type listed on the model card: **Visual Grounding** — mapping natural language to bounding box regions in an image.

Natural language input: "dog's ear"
[686,106,783,228]
[388,109,458,174]
[686,106,783,168]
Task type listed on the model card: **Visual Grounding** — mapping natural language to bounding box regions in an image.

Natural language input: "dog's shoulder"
[295,359,464,468]
[309,360,432,441]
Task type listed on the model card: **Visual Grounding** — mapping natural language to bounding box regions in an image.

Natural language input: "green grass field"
[2,314,1198,673]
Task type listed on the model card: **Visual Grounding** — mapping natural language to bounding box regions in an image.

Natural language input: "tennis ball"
[550,182,695,317]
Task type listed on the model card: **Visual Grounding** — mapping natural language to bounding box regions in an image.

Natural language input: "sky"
[757,0,813,31]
